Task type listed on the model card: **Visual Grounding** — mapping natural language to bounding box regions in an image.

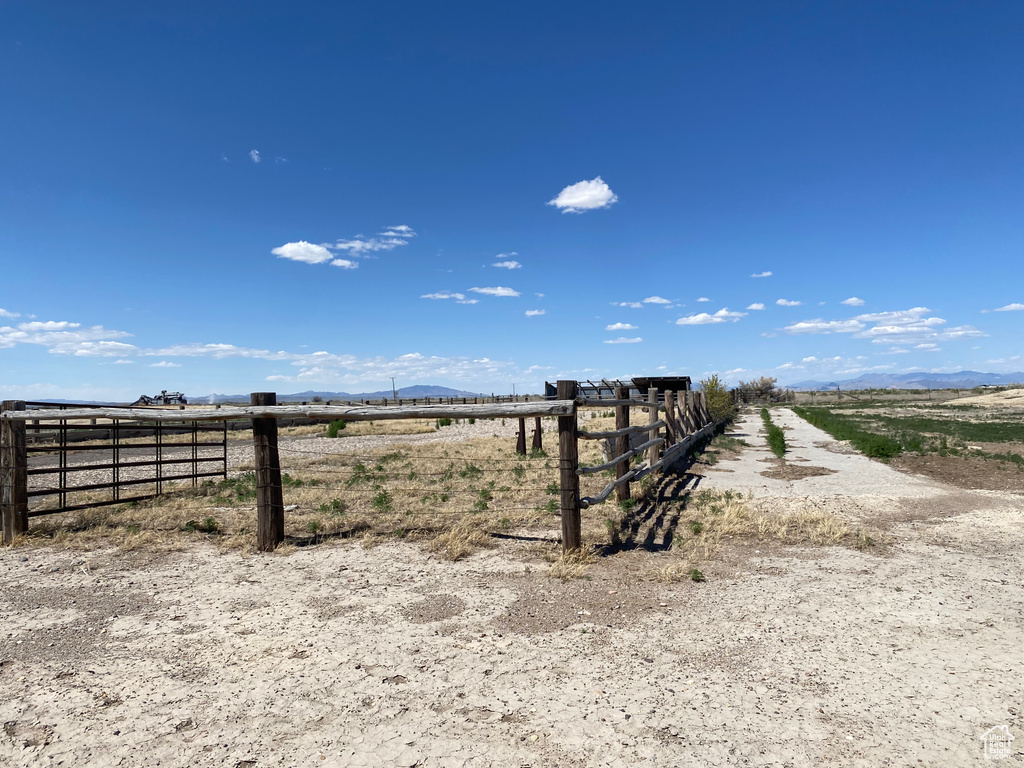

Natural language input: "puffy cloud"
[784,306,984,346]
[272,241,334,265]
[751,271,772,278]
[492,260,522,269]
[469,286,520,297]
[331,259,358,269]
[249,149,261,163]
[0,320,134,355]
[150,361,181,368]
[841,297,865,306]
[612,301,643,309]
[696,297,710,302]
[606,323,637,331]
[525,310,545,316]
[0,308,19,318]
[776,299,802,307]
[747,303,765,310]
[604,337,642,344]
[547,176,618,213]
[675,308,746,325]
[994,303,1024,312]
[643,296,671,305]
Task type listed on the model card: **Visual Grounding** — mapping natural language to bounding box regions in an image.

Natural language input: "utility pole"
[391,377,397,399]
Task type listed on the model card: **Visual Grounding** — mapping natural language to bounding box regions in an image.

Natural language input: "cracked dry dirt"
[2,409,1022,767]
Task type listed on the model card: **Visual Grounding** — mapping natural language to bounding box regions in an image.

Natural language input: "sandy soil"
[2,409,1022,766]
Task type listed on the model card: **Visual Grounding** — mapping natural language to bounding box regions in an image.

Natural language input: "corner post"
[647,387,661,466]
[251,392,284,551]
[556,380,581,553]
[1,401,29,544]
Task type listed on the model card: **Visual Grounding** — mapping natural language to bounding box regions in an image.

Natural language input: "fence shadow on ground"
[598,462,703,556]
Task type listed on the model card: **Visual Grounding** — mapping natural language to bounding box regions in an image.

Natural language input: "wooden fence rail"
[3,384,718,552]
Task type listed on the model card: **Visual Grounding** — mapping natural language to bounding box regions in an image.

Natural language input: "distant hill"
[785,371,1024,391]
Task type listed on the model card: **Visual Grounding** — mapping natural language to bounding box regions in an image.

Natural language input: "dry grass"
[645,489,877,581]
[14,410,623,559]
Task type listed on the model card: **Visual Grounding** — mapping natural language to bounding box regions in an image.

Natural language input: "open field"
[1,405,1022,766]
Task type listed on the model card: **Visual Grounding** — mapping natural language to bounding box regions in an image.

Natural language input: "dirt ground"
[2,408,1023,766]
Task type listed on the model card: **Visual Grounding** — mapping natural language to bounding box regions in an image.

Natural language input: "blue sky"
[1,1,1021,400]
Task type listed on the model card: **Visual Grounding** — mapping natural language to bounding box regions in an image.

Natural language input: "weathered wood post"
[532,416,543,451]
[556,380,581,552]
[664,390,678,445]
[250,392,284,551]
[1,401,29,544]
[647,387,661,466]
[516,417,527,454]
[614,385,631,504]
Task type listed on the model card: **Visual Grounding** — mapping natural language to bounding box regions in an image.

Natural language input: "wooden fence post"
[664,390,678,445]
[556,380,581,552]
[647,387,661,466]
[614,386,631,504]
[251,392,284,551]
[516,417,527,454]
[532,416,543,451]
[1,401,29,545]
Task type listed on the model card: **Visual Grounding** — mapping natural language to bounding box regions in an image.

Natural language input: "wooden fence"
[2,382,719,552]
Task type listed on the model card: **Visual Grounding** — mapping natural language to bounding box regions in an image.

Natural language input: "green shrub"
[761,408,787,458]
[699,374,737,424]
[326,419,347,437]
[435,417,453,428]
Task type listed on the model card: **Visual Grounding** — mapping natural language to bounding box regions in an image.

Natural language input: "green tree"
[699,374,736,424]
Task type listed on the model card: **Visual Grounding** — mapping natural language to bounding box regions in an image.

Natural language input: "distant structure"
[132,390,188,406]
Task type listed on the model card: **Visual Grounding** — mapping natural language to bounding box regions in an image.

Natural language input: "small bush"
[326,419,347,437]
[371,490,393,513]
[435,417,453,429]
[699,374,736,424]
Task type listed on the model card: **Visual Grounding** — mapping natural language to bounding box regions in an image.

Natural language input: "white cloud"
[994,303,1024,312]
[330,259,358,269]
[469,286,520,297]
[841,297,865,306]
[783,306,985,346]
[643,296,671,305]
[249,149,261,163]
[606,323,638,331]
[547,176,618,213]
[71,341,139,357]
[144,343,293,360]
[776,299,802,307]
[272,241,334,265]
[675,308,747,325]
[379,225,415,239]
[0,320,134,355]
[915,343,938,350]
[525,310,545,317]
[0,308,19,318]
[492,260,522,270]
[751,271,772,278]
[747,303,765,310]
[784,319,865,334]
[696,297,710,302]
[802,356,818,362]
[114,359,134,365]
[421,292,466,301]
[612,301,643,309]
[604,337,642,344]
[150,361,181,368]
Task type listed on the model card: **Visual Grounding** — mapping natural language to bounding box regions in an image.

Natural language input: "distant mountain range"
[784,371,1024,391]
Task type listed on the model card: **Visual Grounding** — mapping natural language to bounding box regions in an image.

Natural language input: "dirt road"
[1,409,1022,766]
